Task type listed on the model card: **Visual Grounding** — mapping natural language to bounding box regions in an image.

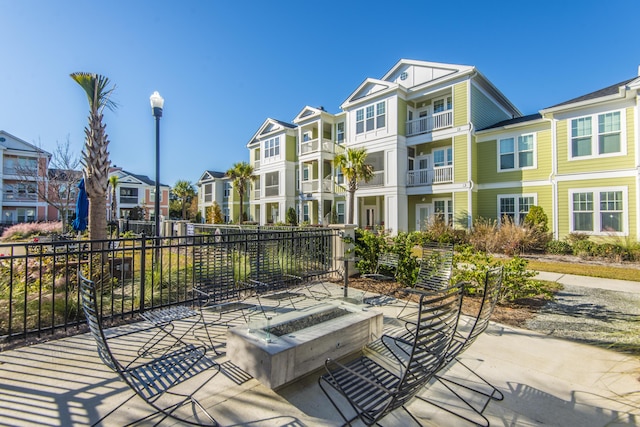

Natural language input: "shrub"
[524,205,549,232]
[545,240,573,255]
[1,222,63,241]
[354,228,388,275]
[420,215,466,245]
[285,207,297,226]
[468,218,498,253]
[572,239,595,257]
[566,232,589,244]
[388,231,421,286]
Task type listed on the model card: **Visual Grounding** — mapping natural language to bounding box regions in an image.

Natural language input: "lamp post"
[150,91,164,239]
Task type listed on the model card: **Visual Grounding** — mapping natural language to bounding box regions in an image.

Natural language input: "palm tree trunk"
[238,190,244,224]
[347,189,355,225]
[89,196,108,241]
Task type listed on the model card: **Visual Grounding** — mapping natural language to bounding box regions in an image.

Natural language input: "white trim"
[496,132,537,173]
[551,118,559,240]
[567,108,627,161]
[555,169,637,181]
[497,193,537,225]
[568,186,628,236]
[476,180,551,190]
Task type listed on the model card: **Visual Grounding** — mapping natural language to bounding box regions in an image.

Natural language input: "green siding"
[470,84,511,130]
[453,82,468,127]
[556,177,637,241]
[286,135,296,161]
[476,128,552,184]
[453,134,468,183]
[397,98,407,136]
[453,191,468,228]
[476,186,553,225]
[557,107,636,174]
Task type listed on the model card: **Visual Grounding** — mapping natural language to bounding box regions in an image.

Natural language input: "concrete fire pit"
[226,301,383,389]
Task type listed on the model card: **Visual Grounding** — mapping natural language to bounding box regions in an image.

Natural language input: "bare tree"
[15,136,82,231]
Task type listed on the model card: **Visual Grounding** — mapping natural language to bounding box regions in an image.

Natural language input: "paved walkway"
[0,282,638,426]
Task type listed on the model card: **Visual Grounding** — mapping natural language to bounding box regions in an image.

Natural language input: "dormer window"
[263,136,281,162]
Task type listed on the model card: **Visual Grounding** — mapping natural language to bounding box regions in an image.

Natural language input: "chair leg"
[413,357,503,427]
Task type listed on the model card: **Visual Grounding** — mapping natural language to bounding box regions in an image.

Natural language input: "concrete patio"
[0,282,638,426]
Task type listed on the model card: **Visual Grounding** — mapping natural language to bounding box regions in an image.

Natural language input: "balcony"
[406,110,453,137]
[120,197,139,205]
[301,180,319,193]
[406,166,453,186]
[264,184,279,197]
[254,189,261,200]
[299,138,334,155]
[254,160,261,170]
[359,170,384,188]
[3,192,37,201]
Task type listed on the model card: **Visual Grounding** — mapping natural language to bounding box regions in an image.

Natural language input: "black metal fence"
[0,227,338,350]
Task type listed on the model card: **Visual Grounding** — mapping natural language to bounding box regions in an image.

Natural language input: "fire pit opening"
[268,307,350,337]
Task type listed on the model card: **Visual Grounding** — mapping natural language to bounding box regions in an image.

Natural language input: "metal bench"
[318,282,464,426]
[79,273,220,426]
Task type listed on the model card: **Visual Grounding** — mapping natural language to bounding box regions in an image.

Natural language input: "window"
[498,195,535,225]
[336,202,345,224]
[433,148,453,167]
[336,122,345,143]
[499,134,534,170]
[204,184,212,202]
[302,165,310,181]
[224,182,231,198]
[263,136,280,161]
[355,101,386,134]
[433,199,453,225]
[17,208,35,222]
[571,111,623,158]
[303,132,311,142]
[120,187,138,204]
[570,188,625,234]
[302,203,309,222]
[433,96,452,113]
[336,167,344,185]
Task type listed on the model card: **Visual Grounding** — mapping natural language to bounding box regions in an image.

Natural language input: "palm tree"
[226,162,255,224]
[70,72,117,242]
[172,180,195,220]
[333,147,374,224]
[108,174,119,221]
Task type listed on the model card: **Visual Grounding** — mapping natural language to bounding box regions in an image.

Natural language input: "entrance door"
[416,203,431,231]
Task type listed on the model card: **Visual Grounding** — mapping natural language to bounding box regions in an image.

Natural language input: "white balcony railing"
[406,166,453,186]
[264,184,279,197]
[254,189,260,200]
[3,192,37,201]
[406,110,453,136]
[300,138,335,155]
[301,180,319,193]
[253,160,261,170]
[359,170,384,188]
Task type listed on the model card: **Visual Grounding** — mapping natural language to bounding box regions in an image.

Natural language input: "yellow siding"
[286,135,296,161]
[476,186,553,224]
[453,191,468,228]
[397,99,407,136]
[454,134,468,182]
[556,177,637,240]
[454,82,468,127]
[557,107,635,174]
[476,128,552,184]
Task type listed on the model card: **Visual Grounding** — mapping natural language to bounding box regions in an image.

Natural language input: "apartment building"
[211,59,640,241]
[0,130,51,224]
[197,170,235,223]
[108,167,170,221]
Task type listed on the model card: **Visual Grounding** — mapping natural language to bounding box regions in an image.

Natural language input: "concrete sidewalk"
[534,270,639,293]
[0,283,638,426]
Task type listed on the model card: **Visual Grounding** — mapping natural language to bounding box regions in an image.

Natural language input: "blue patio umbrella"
[72,178,89,232]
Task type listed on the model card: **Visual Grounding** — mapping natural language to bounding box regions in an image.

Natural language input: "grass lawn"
[526,259,640,282]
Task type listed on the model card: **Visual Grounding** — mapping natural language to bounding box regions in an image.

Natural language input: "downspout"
[550,117,559,240]
[467,78,474,229]
[636,92,640,241]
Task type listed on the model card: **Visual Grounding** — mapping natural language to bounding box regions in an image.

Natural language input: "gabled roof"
[342,78,400,108]
[478,113,543,131]
[198,170,226,183]
[544,77,637,110]
[247,118,297,147]
[381,59,474,88]
[113,169,168,187]
[0,130,51,156]
[293,106,329,123]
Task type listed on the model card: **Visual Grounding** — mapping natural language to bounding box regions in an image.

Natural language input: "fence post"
[140,235,146,313]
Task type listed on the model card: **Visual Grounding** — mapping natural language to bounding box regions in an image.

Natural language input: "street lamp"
[150,91,164,239]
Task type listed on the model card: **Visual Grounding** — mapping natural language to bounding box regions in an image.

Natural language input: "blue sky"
[2,1,640,187]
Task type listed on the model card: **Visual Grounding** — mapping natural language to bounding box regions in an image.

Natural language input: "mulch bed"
[343,277,547,328]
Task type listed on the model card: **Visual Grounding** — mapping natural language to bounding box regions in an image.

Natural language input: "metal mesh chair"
[318,282,463,426]
[79,273,220,426]
[397,241,454,320]
[415,266,505,427]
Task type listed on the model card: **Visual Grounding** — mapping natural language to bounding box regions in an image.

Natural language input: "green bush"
[524,205,549,232]
[545,240,573,255]
[286,207,297,226]
[572,239,595,257]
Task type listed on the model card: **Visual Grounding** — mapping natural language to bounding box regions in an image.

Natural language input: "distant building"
[108,167,170,221]
[196,170,233,223]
